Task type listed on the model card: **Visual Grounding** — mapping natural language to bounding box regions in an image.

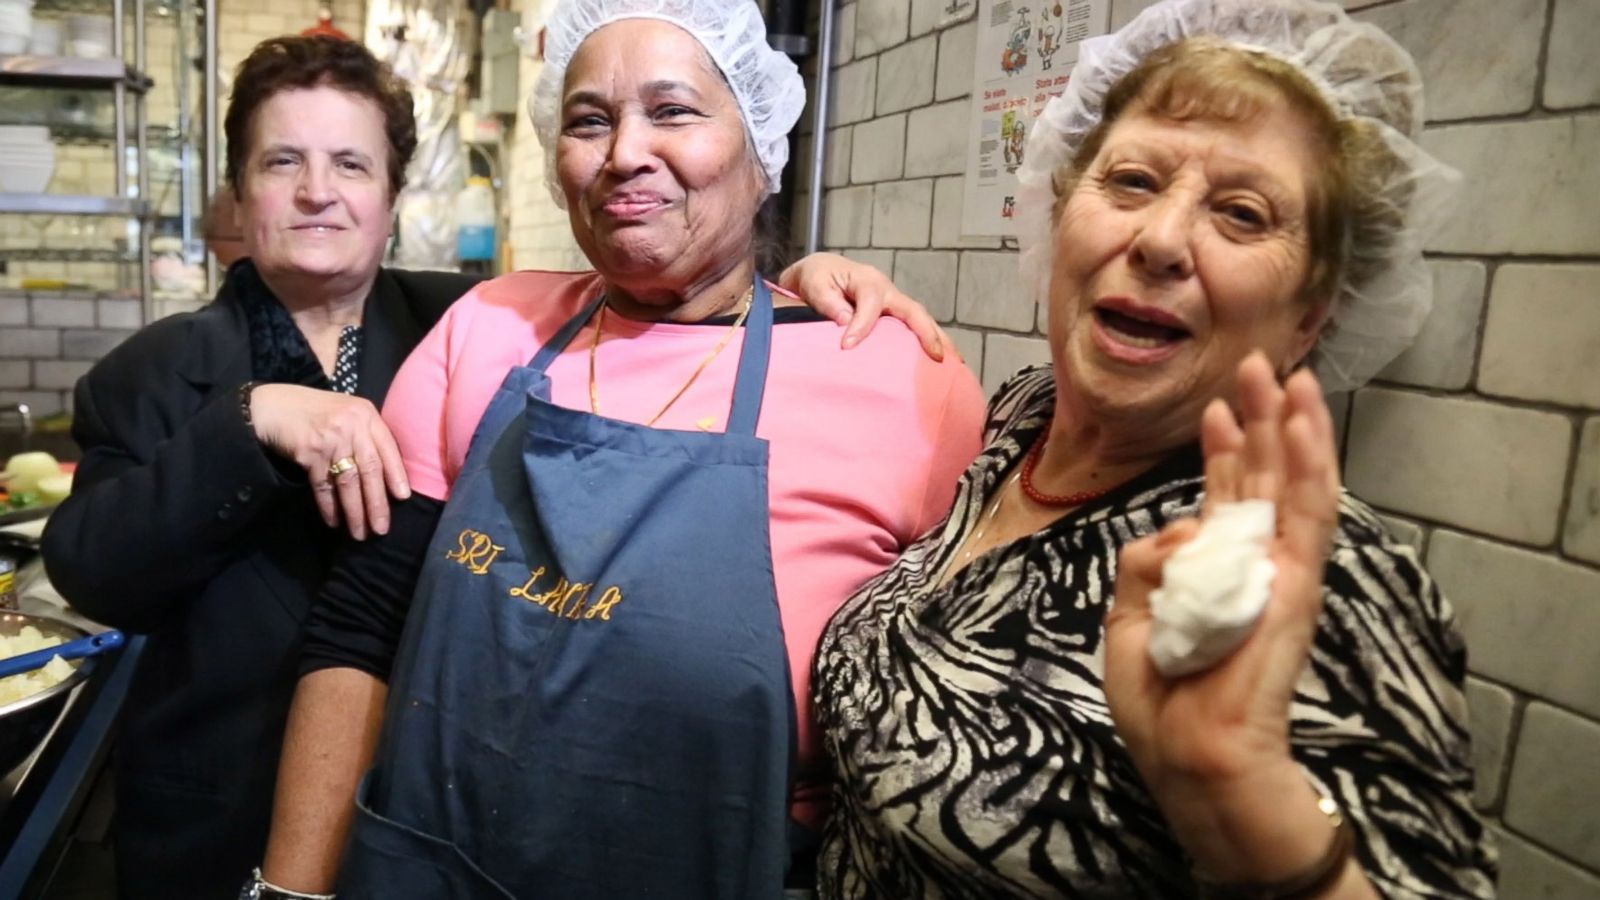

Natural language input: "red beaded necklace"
[1018,432,1124,507]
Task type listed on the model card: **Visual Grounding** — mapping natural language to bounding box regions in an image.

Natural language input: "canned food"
[0,556,17,610]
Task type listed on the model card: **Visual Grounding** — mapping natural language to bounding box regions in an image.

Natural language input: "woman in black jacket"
[39,36,478,898]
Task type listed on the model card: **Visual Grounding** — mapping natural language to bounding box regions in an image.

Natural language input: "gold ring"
[328,456,358,478]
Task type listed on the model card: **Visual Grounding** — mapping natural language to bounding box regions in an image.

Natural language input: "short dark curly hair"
[225,35,416,200]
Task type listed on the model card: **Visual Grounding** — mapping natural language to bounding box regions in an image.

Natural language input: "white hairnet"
[528,0,806,208]
[1014,0,1462,392]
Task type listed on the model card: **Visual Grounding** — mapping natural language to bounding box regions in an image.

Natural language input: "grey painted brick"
[97,297,143,330]
[1346,389,1570,545]
[1546,0,1600,110]
[876,35,938,115]
[1565,418,1600,565]
[932,176,1003,249]
[796,127,854,194]
[893,250,959,322]
[1497,828,1600,900]
[855,0,909,55]
[905,99,970,178]
[829,59,877,127]
[33,359,93,390]
[0,390,62,417]
[1424,117,1600,256]
[935,20,976,102]
[832,2,857,66]
[61,329,133,361]
[1479,264,1600,407]
[29,297,96,328]
[0,360,29,389]
[1464,677,1515,812]
[956,251,1030,331]
[872,179,934,249]
[908,0,952,38]
[1505,703,1600,869]
[1429,530,1600,719]
[0,329,61,359]
[841,248,894,277]
[823,185,875,247]
[850,114,907,184]
[1354,0,1543,120]
[0,296,26,326]
[945,326,984,378]
[1375,513,1425,553]
[982,333,1050,395]
[1376,260,1485,391]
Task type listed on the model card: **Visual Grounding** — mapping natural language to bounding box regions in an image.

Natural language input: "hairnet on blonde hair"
[528,0,806,208]
[1015,0,1462,391]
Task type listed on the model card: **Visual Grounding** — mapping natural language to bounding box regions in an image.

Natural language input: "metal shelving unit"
[1,0,155,313]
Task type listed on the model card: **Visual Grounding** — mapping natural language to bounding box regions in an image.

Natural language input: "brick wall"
[801,0,1600,891]
[503,0,585,271]
[0,291,141,416]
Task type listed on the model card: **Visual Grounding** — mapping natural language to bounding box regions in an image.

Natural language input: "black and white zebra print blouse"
[814,366,1496,899]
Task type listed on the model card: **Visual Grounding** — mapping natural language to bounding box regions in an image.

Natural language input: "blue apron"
[338,279,794,899]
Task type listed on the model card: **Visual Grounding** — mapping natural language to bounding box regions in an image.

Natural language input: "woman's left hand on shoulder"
[779,252,947,360]
[1102,353,1345,866]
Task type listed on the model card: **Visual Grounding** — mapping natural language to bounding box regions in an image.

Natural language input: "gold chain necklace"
[588,286,755,428]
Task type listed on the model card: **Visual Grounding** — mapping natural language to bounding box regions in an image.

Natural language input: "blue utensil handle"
[0,629,126,680]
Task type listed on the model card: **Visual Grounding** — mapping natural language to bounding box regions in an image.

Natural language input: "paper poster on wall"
[960,0,1108,236]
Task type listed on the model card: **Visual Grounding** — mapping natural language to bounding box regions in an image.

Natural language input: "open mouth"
[292,225,344,233]
[1093,306,1191,349]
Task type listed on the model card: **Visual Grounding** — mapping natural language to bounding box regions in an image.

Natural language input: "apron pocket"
[336,773,517,900]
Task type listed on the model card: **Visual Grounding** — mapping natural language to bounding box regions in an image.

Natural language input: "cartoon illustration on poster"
[1000,6,1031,75]
[960,0,1108,236]
[1036,2,1062,70]
[1001,110,1027,171]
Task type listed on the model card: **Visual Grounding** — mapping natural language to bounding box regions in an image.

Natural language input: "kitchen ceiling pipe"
[802,0,834,254]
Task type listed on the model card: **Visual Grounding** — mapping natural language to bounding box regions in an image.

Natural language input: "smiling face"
[556,19,764,296]
[234,85,395,303]
[1047,100,1330,444]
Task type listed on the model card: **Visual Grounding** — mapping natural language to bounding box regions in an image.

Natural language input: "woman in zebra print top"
[813,1,1495,897]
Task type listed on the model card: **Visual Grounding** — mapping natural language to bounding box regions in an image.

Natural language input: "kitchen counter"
[0,525,142,897]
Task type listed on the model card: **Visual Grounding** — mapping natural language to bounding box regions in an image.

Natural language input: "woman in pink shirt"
[253,0,984,896]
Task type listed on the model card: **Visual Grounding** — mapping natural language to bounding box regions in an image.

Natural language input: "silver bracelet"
[239,867,337,900]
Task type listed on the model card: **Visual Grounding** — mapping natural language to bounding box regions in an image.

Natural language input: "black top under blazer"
[41,264,479,899]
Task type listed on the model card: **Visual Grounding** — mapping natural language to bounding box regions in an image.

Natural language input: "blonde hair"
[1052,36,1403,307]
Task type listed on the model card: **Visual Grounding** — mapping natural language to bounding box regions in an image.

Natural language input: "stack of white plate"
[0,0,33,56]
[0,125,56,193]
[65,12,109,58]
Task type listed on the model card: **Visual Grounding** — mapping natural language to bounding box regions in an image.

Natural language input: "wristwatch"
[239,868,336,900]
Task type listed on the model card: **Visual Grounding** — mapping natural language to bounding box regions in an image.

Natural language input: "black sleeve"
[42,358,301,633]
[299,493,445,681]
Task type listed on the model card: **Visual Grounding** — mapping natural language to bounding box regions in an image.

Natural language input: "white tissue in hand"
[1147,500,1277,678]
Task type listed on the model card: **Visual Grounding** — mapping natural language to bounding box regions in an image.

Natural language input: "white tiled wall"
[801,0,1600,889]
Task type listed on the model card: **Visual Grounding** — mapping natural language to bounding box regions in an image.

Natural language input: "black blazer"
[40,264,480,900]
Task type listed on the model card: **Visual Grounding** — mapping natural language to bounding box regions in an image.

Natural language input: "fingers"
[331,449,368,541]
[1237,353,1286,503]
[354,437,389,538]
[1200,398,1244,513]
[875,291,945,361]
[781,253,858,329]
[1110,519,1199,617]
[371,420,411,503]
[312,476,339,528]
[1279,371,1341,565]
[839,277,891,350]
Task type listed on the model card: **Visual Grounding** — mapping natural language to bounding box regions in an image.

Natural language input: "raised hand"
[248,384,412,540]
[1102,352,1351,885]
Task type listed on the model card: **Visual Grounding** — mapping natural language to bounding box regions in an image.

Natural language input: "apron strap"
[524,274,775,436]
[725,277,774,437]
[527,293,605,375]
